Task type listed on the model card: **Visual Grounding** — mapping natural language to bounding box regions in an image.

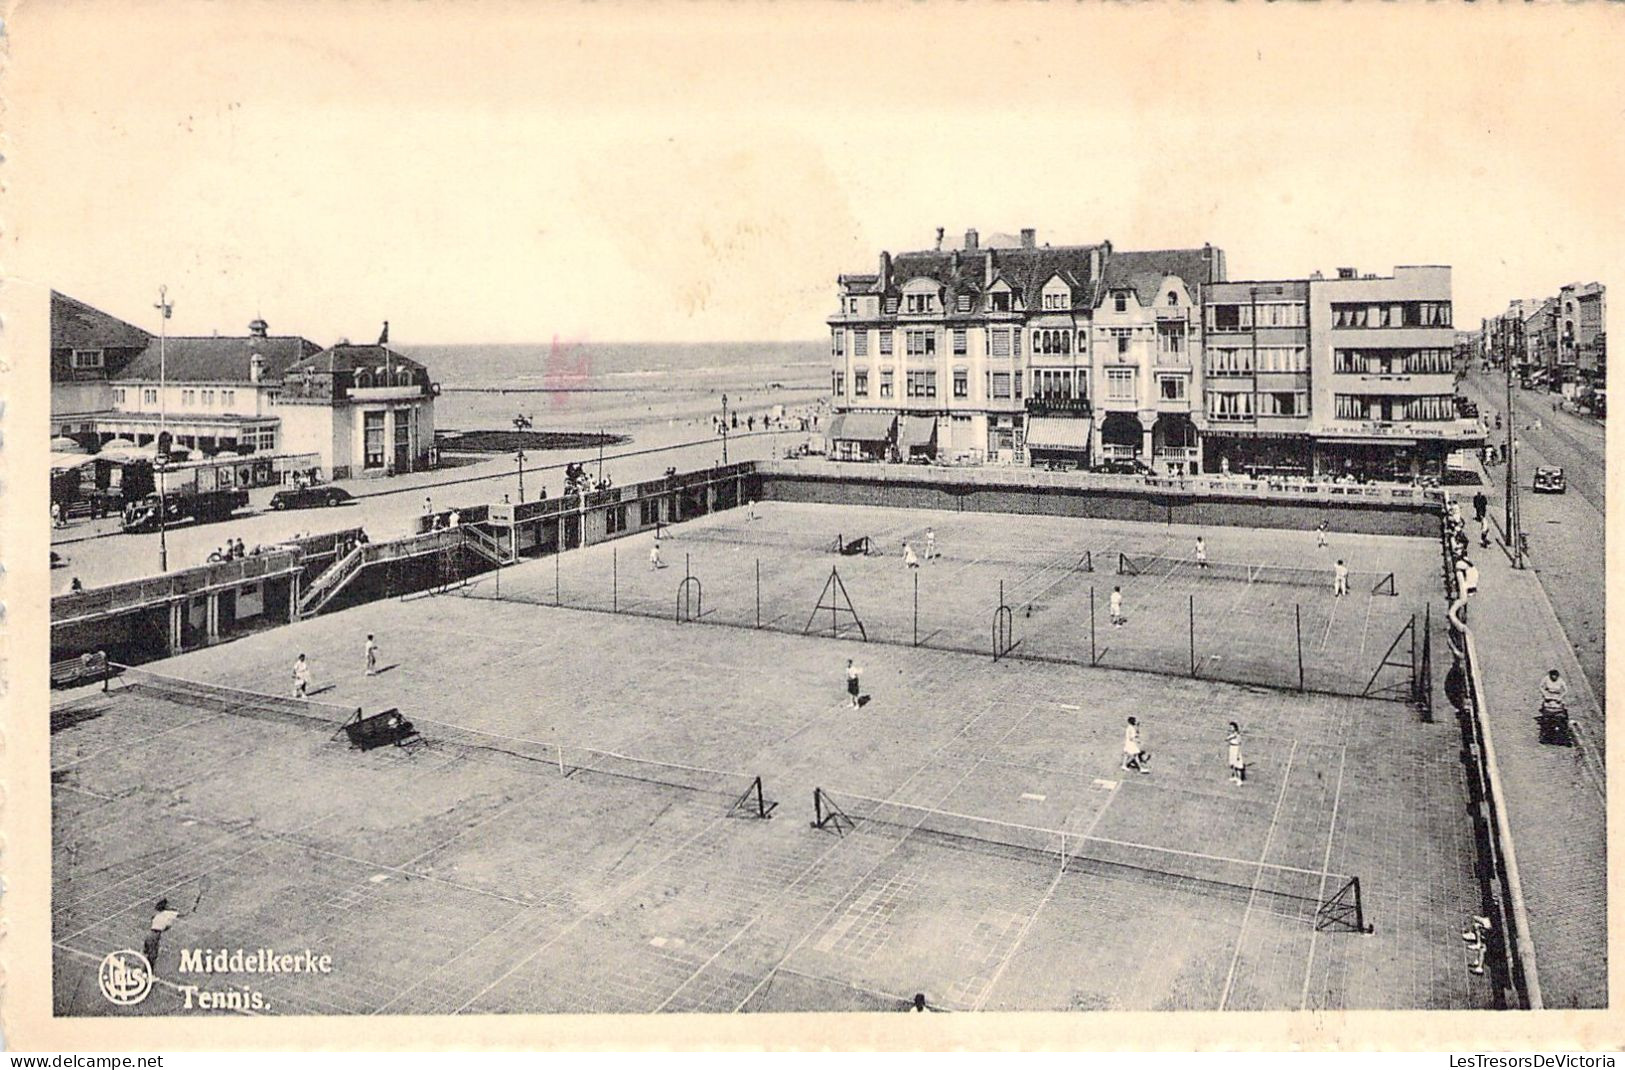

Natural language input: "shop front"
[1025,416,1093,470]
[826,411,896,462]
[1201,432,1313,477]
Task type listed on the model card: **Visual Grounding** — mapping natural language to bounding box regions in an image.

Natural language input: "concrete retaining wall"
[760,469,1440,537]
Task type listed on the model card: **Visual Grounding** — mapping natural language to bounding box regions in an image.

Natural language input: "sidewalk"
[1451,495,1607,1008]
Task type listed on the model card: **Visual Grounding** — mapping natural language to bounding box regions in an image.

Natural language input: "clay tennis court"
[52,501,1488,1014]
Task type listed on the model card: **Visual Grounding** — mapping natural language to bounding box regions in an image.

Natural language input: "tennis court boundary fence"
[460,559,1430,706]
[810,788,1371,935]
[96,663,774,819]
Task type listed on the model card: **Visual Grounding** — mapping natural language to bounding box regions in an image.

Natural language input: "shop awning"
[827,411,896,443]
[50,452,99,472]
[898,416,938,451]
[1026,416,1093,451]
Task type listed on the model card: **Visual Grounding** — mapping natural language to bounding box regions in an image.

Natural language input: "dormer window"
[356,369,372,388]
[1114,292,1129,313]
[1043,293,1068,310]
[71,349,105,369]
[988,292,1011,313]
[1166,292,1179,306]
[957,295,971,313]
[905,293,934,314]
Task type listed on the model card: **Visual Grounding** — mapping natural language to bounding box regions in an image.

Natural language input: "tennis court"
[473,501,1444,702]
[52,501,1486,1014]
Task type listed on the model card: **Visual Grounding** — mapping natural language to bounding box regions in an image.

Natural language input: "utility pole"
[1505,331,1524,569]
[516,448,526,503]
[154,285,173,572]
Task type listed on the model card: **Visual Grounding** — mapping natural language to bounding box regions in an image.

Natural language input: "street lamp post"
[516,448,526,503]
[721,393,730,464]
[1504,340,1525,570]
[154,285,173,572]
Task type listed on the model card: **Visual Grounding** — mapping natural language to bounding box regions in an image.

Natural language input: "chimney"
[249,347,265,383]
[878,251,892,291]
[1090,245,1103,280]
[935,227,945,251]
[1337,267,1357,280]
[965,228,979,251]
[951,250,961,272]
[248,318,269,338]
[985,248,995,287]
[1020,228,1036,250]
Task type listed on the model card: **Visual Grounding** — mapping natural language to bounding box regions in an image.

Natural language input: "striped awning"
[827,411,896,443]
[898,416,938,450]
[1026,416,1093,451]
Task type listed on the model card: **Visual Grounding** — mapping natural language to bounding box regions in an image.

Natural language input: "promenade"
[1448,472,1607,1009]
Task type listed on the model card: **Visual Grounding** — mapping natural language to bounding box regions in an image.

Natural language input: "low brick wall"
[756,461,1442,537]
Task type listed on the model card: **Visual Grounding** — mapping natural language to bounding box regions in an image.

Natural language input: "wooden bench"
[340,708,422,751]
[50,651,110,690]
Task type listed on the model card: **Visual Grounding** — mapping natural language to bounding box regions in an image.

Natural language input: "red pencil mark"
[543,333,591,410]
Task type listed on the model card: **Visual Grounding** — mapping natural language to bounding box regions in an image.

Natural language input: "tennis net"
[110,663,360,729]
[408,717,773,816]
[813,789,1369,932]
[1119,552,1396,595]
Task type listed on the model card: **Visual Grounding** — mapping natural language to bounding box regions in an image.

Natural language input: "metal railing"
[52,552,301,625]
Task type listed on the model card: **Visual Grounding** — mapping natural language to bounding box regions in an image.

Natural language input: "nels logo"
[98,949,154,1006]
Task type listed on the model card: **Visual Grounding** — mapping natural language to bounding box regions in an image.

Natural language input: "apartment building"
[1308,265,1480,481]
[826,229,1223,472]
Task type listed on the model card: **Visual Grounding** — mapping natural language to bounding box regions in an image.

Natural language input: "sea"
[400,341,828,433]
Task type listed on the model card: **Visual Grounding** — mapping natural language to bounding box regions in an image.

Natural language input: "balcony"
[1155,306,1191,321]
[348,384,431,403]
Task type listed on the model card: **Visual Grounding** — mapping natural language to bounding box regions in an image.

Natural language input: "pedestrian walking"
[1195,536,1208,569]
[746,500,758,522]
[1333,560,1349,597]
[1473,491,1488,525]
[924,527,937,559]
[1121,716,1149,774]
[903,541,920,569]
[1227,722,1245,785]
[364,634,379,676]
[423,495,433,514]
[143,898,180,967]
[448,509,460,528]
[292,653,311,698]
[1316,520,1329,549]
[649,538,665,570]
[1109,585,1124,628]
[846,658,862,709]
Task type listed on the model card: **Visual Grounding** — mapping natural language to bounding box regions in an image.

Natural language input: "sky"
[7,2,1623,345]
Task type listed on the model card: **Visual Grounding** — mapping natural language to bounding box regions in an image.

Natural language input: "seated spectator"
[69,576,84,592]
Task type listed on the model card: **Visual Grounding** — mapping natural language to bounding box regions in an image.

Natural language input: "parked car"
[1091,458,1152,476]
[270,485,355,510]
[1532,466,1566,494]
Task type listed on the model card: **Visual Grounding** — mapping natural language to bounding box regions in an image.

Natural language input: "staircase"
[297,527,495,619]
[461,523,512,566]
[298,544,366,618]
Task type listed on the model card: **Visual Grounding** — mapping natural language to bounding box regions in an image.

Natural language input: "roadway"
[1458,369,1607,712]
[49,424,805,594]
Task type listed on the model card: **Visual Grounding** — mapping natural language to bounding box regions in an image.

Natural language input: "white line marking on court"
[1092,779,1119,791]
[970,766,1124,1011]
[1218,738,1299,1012]
[1359,591,1376,655]
[1020,792,1047,802]
[728,701,1042,1013]
[1318,593,1341,653]
[1054,703,1081,711]
[1298,744,1349,1011]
